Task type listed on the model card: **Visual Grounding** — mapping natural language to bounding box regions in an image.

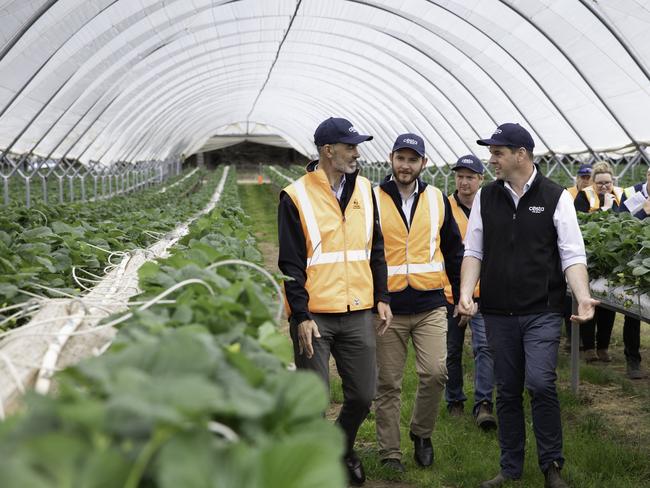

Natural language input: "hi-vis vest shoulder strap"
[443,195,479,303]
[583,185,624,212]
[283,170,374,313]
[567,186,579,199]
[374,184,445,292]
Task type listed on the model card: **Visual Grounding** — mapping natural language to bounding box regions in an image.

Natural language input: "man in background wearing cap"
[457,123,597,488]
[278,117,392,486]
[372,133,464,474]
[443,155,497,431]
[566,164,592,199]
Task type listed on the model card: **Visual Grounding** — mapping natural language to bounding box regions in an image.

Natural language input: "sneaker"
[596,349,611,362]
[448,401,464,417]
[475,401,497,431]
[584,349,598,363]
[478,471,519,487]
[544,461,568,488]
[380,458,406,474]
[626,360,645,380]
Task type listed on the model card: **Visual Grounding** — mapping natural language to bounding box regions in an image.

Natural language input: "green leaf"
[632,266,649,276]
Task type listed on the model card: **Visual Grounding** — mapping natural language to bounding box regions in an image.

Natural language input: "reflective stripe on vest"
[284,170,374,313]
[374,185,445,292]
[443,195,479,303]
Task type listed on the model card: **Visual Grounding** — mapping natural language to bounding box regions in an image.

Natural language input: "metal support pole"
[570,295,580,394]
[41,175,47,204]
[58,176,64,204]
[24,176,31,208]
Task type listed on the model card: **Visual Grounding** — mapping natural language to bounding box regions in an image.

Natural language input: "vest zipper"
[508,211,517,315]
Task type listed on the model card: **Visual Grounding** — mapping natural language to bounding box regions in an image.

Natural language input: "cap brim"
[392,143,425,157]
[340,134,373,144]
[476,137,507,146]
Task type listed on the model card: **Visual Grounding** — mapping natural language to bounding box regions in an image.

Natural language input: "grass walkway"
[238,181,650,488]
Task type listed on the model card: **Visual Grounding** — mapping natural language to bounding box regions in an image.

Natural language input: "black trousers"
[580,306,614,350]
[290,309,376,456]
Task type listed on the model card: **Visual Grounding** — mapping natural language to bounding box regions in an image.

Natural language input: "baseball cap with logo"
[477,123,535,152]
[314,117,373,146]
[391,133,425,157]
[452,154,485,175]
[576,163,592,176]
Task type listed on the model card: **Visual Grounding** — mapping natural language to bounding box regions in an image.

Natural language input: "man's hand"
[570,297,599,324]
[376,301,393,336]
[457,293,477,318]
[453,305,471,327]
[297,319,321,358]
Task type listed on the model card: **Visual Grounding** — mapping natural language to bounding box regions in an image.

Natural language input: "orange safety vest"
[443,195,480,304]
[373,184,446,292]
[567,186,579,199]
[283,169,374,313]
[582,185,624,213]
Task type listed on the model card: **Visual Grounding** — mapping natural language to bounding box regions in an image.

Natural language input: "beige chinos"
[374,307,448,460]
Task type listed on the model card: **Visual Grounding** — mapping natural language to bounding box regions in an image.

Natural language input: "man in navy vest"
[457,123,598,488]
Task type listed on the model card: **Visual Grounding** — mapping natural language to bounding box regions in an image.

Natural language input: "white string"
[0,306,40,328]
[207,421,239,442]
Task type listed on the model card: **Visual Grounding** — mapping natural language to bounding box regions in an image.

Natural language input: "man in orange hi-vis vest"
[444,155,497,431]
[278,117,392,487]
[373,133,464,475]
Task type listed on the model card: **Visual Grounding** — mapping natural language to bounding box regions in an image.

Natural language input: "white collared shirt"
[400,179,419,227]
[464,167,587,272]
[332,174,346,201]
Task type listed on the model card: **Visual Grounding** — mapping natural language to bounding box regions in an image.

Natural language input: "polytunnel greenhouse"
[0,1,649,487]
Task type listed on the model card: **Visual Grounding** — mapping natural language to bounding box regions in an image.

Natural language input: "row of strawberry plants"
[0,167,345,487]
[578,211,650,293]
[0,167,220,318]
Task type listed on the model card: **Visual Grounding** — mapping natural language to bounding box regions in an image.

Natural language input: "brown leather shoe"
[478,472,519,487]
[544,461,568,488]
[596,349,611,362]
[584,349,598,363]
[475,401,497,431]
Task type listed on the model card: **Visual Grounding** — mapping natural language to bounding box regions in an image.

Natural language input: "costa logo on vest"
[528,206,545,213]
[352,199,361,209]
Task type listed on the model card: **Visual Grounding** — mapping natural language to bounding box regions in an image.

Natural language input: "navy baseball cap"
[452,154,485,175]
[477,123,535,152]
[392,133,425,157]
[314,117,373,146]
[577,163,592,176]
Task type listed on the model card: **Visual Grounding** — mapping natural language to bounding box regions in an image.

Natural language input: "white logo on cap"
[348,126,359,133]
[461,158,474,165]
[493,128,503,135]
[403,138,418,145]
[529,206,544,213]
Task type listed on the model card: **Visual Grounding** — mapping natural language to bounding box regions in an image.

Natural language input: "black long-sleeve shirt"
[277,163,389,325]
[378,177,464,315]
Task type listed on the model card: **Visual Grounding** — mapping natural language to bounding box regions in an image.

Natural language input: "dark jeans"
[445,305,495,415]
[580,306,614,350]
[623,316,642,363]
[290,309,376,457]
[484,312,564,478]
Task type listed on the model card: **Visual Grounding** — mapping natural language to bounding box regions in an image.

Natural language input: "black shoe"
[409,431,433,467]
[380,458,406,474]
[344,453,366,486]
[544,461,568,488]
[475,401,497,431]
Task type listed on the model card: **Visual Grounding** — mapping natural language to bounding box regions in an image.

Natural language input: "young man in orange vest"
[373,133,464,474]
[444,155,497,431]
[278,117,392,486]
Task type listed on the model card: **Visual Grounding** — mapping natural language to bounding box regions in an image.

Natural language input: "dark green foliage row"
[0,168,218,319]
[0,168,345,488]
[578,211,650,292]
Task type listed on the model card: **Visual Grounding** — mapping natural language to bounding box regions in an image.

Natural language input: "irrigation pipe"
[206,260,284,324]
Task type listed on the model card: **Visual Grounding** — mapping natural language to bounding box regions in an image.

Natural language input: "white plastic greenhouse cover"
[0,0,649,166]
